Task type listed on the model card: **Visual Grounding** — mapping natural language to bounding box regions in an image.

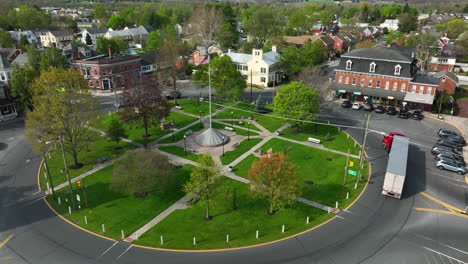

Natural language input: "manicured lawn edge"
[158,122,204,144]
[220,138,263,165]
[159,146,201,162]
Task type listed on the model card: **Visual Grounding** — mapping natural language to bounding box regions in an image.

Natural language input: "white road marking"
[342,209,352,213]
[112,245,132,263]
[429,172,465,184]
[96,241,118,261]
[20,196,46,207]
[416,234,468,256]
[423,247,468,264]
[336,215,344,219]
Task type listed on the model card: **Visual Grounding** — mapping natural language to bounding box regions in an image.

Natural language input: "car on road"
[439,134,466,146]
[386,106,398,115]
[352,103,361,110]
[436,160,466,175]
[165,91,182,100]
[363,103,373,111]
[398,108,410,119]
[341,100,352,108]
[436,153,466,166]
[374,105,386,113]
[382,132,406,149]
[436,128,460,138]
[411,110,423,120]
[435,139,463,151]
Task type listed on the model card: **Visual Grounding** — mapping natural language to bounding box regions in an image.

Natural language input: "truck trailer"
[382,135,409,199]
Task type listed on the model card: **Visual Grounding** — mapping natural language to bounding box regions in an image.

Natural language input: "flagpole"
[208,55,212,128]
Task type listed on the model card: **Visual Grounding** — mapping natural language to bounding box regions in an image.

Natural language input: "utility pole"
[357,113,371,184]
[438,77,445,118]
[343,149,350,185]
[250,69,253,103]
[59,135,75,209]
[43,152,55,198]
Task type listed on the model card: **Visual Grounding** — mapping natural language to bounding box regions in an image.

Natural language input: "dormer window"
[369,62,376,73]
[394,64,401,75]
[346,60,352,70]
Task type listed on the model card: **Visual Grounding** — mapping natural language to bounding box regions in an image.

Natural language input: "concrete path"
[87,126,144,148]
[276,136,360,159]
[228,136,273,167]
[297,197,339,214]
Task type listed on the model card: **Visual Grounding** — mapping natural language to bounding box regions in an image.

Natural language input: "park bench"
[175,105,182,110]
[308,137,321,144]
[96,157,109,164]
[232,142,240,148]
[185,130,193,136]
[224,126,234,131]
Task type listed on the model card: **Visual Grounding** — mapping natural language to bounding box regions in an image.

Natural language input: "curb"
[424,115,463,134]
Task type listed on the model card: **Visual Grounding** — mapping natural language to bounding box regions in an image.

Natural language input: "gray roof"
[263,51,280,65]
[411,75,440,85]
[226,52,251,64]
[342,47,413,62]
[138,51,158,66]
[86,28,107,34]
[433,70,459,83]
[0,53,10,70]
[195,128,228,147]
[51,30,73,37]
[12,53,28,67]
[387,136,409,176]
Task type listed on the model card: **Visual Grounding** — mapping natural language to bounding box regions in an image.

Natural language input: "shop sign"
[338,90,346,93]
[388,96,394,99]
[353,92,361,95]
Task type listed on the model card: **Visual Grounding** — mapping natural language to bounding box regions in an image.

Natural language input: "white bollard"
[78,205,81,209]
[65,198,68,202]
[102,224,105,232]
[354,182,358,189]
[336,201,338,208]
[48,152,51,159]
[354,142,356,147]
[84,216,88,225]
[68,206,71,215]
[108,111,111,116]
[193,237,196,245]
[327,207,331,213]
[306,217,310,224]
[226,234,229,243]
[136,231,139,240]
[282,225,285,233]
[346,192,349,199]
[58,197,61,205]
[121,230,125,239]
[160,236,163,245]
[256,230,259,239]
[347,134,349,139]
[47,182,50,190]
[44,172,47,179]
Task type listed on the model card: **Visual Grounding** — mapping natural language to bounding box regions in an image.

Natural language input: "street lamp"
[222,136,225,157]
[247,122,250,141]
[172,125,175,141]
[199,110,203,123]
[38,140,55,198]
[184,134,187,153]
[231,111,234,129]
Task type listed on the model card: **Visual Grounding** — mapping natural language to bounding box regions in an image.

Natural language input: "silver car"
[436,160,466,175]
[438,157,465,167]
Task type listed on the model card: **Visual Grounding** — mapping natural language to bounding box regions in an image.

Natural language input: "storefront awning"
[403,93,435,105]
[331,83,406,101]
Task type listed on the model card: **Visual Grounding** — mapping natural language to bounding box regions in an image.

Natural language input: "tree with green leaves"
[26,44,40,70]
[39,48,69,71]
[145,30,161,51]
[96,37,127,55]
[106,117,127,147]
[405,34,438,71]
[274,81,320,127]
[245,8,283,47]
[107,15,127,29]
[112,150,174,198]
[446,19,467,39]
[189,7,223,50]
[0,30,14,47]
[385,30,407,45]
[184,153,221,220]
[19,35,29,49]
[355,39,374,49]
[279,40,326,76]
[210,55,246,100]
[25,68,99,169]
[398,13,417,34]
[85,33,92,45]
[248,152,299,215]
[119,76,171,138]
[8,65,38,111]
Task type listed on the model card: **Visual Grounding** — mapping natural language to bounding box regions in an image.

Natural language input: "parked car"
[341,100,352,108]
[431,144,460,156]
[439,134,466,146]
[432,148,464,160]
[398,108,410,119]
[363,103,373,111]
[374,105,386,113]
[436,160,466,175]
[437,156,466,167]
[386,106,398,115]
[435,139,463,151]
[352,103,361,110]
[382,132,406,149]
[436,128,460,138]
[436,153,466,166]
[411,110,423,120]
[165,91,182,100]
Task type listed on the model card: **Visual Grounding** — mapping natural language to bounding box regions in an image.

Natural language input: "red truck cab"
[383,132,406,149]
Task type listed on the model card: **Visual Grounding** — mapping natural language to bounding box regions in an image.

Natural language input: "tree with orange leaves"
[248,153,299,215]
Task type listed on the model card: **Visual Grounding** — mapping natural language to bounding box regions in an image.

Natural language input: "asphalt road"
[0,99,467,263]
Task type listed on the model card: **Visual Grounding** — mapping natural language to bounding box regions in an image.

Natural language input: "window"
[94,69,97,75]
[346,60,352,70]
[352,78,356,85]
[89,80,93,87]
[376,80,381,88]
[0,87,5,99]
[338,76,343,83]
[412,85,416,92]
[102,69,106,75]
[360,78,365,86]
[394,64,401,75]
[369,62,376,73]
[419,86,424,94]
[427,87,432,94]
[368,79,373,87]
[345,76,349,84]
[237,65,242,70]
[401,83,406,92]
[243,65,248,71]
[260,77,266,83]
[0,73,5,81]
[385,81,390,89]
[95,80,100,88]
[393,82,398,90]
[261,68,266,73]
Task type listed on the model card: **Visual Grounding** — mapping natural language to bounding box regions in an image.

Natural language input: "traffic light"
[76,180,82,188]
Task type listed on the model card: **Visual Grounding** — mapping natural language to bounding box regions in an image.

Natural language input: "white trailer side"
[382,136,409,199]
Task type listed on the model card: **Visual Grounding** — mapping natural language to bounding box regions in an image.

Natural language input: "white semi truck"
[382,135,409,199]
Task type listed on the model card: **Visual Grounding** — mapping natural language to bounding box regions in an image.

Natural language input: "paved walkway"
[276,136,360,159]
[87,126,144,148]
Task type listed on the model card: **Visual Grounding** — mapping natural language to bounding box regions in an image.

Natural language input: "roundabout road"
[0,101,467,264]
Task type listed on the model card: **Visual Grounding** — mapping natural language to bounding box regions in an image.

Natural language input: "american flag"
[197,55,209,66]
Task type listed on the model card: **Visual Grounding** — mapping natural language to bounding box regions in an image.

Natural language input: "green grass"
[212,122,259,136]
[89,112,197,145]
[136,177,332,249]
[158,122,205,144]
[159,146,201,162]
[175,99,221,117]
[220,138,263,165]
[40,131,136,190]
[47,164,194,240]
[213,108,284,132]
[280,123,361,155]
[234,138,367,208]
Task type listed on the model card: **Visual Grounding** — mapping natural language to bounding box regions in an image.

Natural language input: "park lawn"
[40,131,136,190]
[158,122,205,144]
[158,146,201,162]
[47,164,194,240]
[220,138,263,165]
[136,177,332,249]
[174,99,221,117]
[234,138,368,208]
[280,123,361,155]
[89,112,197,145]
[212,122,259,137]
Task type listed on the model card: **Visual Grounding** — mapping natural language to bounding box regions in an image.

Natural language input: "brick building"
[71,53,141,90]
[429,56,456,72]
[333,46,442,111]
[433,71,458,95]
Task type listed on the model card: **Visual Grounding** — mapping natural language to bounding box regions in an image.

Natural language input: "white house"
[380,19,400,31]
[40,30,74,49]
[226,46,284,87]
[104,26,150,48]
[9,30,38,45]
[80,28,107,45]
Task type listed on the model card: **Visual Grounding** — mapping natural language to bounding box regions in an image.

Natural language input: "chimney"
[108,45,112,58]
[411,52,414,58]
[228,49,232,54]
[271,45,277,52]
